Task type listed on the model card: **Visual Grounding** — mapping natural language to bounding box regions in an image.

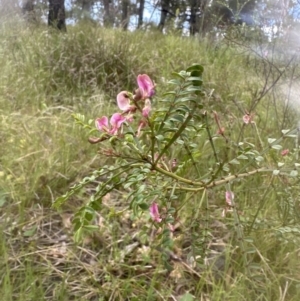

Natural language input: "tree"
[48,0,66,31]
[121,0,130,30]
[81,0,95,20]
[22,0,36,22]
[138,0,145,28]
[158,0,171,31]
[103,0,114,27]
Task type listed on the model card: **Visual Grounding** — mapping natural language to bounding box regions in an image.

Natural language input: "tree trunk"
[48,0,66,31]
[190,0,201,36]
[121,0,130,30]
[158,0,170,32]
[103,0,113,27]
[198,0,208,36]
[82,0,93,20]
[137,0,144,28]
[22,0,34,13]
[22,0,36,22]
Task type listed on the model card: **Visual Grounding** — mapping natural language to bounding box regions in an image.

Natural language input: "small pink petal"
[221,209,226,218]
[95,116,109,132]
[149,202,162,223]
[217,127,225,135]
[126,114,134,123]
[137,74,155,99]
[171,159,177,170]
[168,223,175,232]
[281,149,289,156]
[243,114,251,124]
[243,113,255,125]
[225,191,234,206]
[110,113,126,128]
[142,99,151,117]
[110,113,126,135]
[117,91,132,111]
[137,119,147,136]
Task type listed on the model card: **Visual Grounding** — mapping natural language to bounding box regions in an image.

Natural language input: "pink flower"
[95,113,126,135]
[136,74,155,100]
[213,111,225,135]
[222,191,234,217]
[117,91,136,112]
[225,191,234,206]
[171,159,177,170]
[243,113,254,125]
[142,98,151,117]
[281,149,289,156]
[149,202,162,223]
[137,119,147,136]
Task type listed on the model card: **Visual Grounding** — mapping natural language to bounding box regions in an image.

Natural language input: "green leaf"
[168,79,181,85]
[268,138,276,144]
[223,164,230,172]
[175,96,198,102]
[138,203,149,210]
[285,135,296,138]
[84,207,95,221]
[0,194,6,207]
[169,114,185,123]
[83,225,99,231]
[271,144,282,150]
[281,129,290,135]
[255,156,264,162]
[249,263,263,270]
[186,76,203,82]
[136,184,146,194]
[74,227,83,243]
[186,64,204,75]
[23,226,37,237]
[166,217,175,223]
[171,72,186,80]
[155,135,165,141]
[229,159,240,165]
[290,170,298,177]
[185,85,203,92]
[163,91,177,96]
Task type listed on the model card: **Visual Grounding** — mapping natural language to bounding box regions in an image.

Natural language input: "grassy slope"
[0,20,300,300]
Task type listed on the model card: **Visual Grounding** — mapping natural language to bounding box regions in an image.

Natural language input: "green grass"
[1,19,300,300]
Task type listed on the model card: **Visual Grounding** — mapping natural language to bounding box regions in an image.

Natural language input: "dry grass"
[1,19,300,301]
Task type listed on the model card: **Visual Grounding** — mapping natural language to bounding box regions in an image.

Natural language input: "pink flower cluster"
[222,191,234,217]
[95,74,155,137]
[149,202,174,232]
[149,202,162,223]
[243,113,255,125]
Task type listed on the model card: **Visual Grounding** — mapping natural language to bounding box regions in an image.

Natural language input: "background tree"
[6,0,300,37]
[138,0,145,28]
[158,0,171,31]
[81,0,95,20]
[22,0,36,22]
[48,0,66,31]
[103,0,114,27]
[121,0,130,29]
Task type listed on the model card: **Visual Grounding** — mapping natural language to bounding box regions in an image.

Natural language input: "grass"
[1,19,300,300]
